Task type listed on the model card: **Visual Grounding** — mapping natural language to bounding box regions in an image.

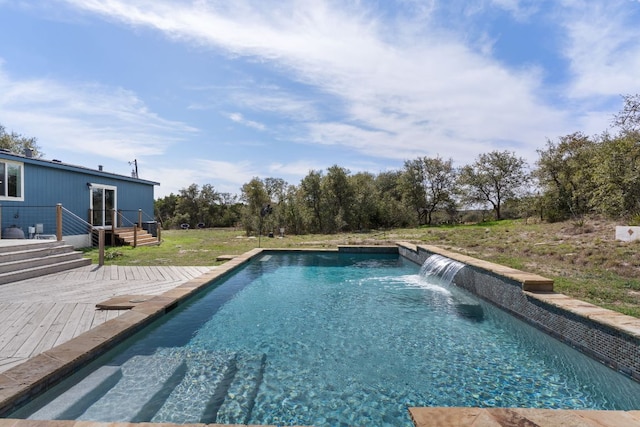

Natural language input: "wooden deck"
[0,264,214,373]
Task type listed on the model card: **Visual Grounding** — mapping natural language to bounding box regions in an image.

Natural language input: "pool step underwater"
[78,351,187,422]
[214,353,268,424]
[150,348,236,424]
[28,366,122,420]
[28,347,268,424]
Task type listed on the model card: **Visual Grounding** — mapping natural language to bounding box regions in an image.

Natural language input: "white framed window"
[0,160,24,201]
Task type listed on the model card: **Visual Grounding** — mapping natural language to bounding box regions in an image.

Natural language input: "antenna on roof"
[129,159,138,178]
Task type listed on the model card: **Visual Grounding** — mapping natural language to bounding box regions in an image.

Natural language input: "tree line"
[156,94,640,234]
[3,94,639,235]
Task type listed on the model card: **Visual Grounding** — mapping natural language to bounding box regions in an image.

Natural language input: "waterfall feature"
[419,254,466,284]
[420,254,484,322]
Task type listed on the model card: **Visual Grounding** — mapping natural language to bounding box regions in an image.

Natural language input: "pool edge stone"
[397,241,640,383]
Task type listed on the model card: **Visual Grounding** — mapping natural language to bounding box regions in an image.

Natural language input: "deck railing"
[0,204,158,264]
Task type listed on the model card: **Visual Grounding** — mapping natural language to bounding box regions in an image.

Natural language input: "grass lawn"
[82,218,640,318]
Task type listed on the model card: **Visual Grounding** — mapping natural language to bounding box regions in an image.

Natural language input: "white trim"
[0,159,25,202]
[89,183,117,227]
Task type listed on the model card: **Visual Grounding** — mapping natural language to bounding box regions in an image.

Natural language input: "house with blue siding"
[0,149,159,247]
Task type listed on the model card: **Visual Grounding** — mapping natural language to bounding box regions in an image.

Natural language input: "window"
[0,160,23,200]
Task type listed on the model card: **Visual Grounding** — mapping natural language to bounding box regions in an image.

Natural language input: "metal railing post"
[56,203,63,241]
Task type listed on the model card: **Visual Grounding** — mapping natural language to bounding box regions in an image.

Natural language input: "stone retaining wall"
[397,242,640,382]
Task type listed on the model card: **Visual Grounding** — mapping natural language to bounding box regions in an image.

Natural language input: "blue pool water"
[15,252,640,426]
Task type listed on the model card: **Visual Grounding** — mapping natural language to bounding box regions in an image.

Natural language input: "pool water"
[15,252,640,426]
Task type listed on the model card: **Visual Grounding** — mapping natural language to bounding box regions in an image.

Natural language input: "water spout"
[419,254,484,322]
[419,254,466,284]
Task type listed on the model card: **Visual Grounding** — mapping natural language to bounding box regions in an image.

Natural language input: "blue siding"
[0,153,158,235]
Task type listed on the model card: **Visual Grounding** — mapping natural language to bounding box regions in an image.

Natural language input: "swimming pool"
[12,251,640,426]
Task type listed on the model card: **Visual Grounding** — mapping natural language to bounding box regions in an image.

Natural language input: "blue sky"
[1,0,639,198]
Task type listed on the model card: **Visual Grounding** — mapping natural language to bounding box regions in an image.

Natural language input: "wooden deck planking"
[54,303,93,347]
[0,303,40,352]
[13,303,65,359]
[31,303,77,356]
[0,303,25,333]
[0,356,25,372]
[0,265,215,374]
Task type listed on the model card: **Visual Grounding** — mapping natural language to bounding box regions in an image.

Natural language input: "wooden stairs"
[0,240,92,285]
[111,227,160,247]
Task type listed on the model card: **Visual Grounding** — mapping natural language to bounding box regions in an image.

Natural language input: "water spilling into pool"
[13,252,640,426]
[419,253,466,283]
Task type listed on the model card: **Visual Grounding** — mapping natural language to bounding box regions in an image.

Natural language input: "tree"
[240,177,270,235]
[458,150,529,220]
[350,172,378,230]
[323,165,354,232]
[300,170,325,233]
[534,133,596,221]
[613,94,640,133]
[375,170,412,228]
[282,184,306,235]
[421,156,457,225]
[401,159,427,224]
[0,125,44,157]
[402,156,458,225]
[588,131,640,218]
[172,183,223,228]
[264,177,288,232]
[155,193,179,228]
[217,192,242,227]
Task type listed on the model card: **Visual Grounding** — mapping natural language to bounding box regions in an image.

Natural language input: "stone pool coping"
[397,242,640,342]
[1,245,640,427]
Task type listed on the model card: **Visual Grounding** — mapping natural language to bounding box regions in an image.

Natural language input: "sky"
[1,0,640,199]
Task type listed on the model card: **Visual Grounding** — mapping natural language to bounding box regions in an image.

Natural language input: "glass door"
[90,185,116,227]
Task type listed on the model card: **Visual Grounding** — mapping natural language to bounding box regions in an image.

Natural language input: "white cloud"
[7,0,632,194]
[0,64,196,162]
[230,91,320,122]
[268,160,327,177]
[560,0,640,98]
[227,112,266,131]
[489,0,540,20]
[60,0,572,165]
[145,159,260,197]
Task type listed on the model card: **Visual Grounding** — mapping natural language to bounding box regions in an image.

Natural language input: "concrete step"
[0,258,92,285]
[22,348,266,424]
[151,348,236,424]
[28,366,123,420]
[214,353,267,425]
[77,351,188,422]
[0,240,65,255]
[0,243,75,264]
[0,240,91,285]
[0,251,88,274]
